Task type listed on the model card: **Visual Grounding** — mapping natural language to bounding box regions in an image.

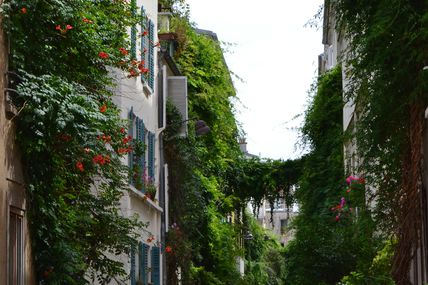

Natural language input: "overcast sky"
[185,0,325,160]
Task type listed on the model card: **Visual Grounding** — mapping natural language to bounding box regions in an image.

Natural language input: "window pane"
[9,211,23,285]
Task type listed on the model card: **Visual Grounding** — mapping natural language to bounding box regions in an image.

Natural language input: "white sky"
[185,0,324,160]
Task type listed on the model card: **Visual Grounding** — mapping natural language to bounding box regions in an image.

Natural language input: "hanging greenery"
[282,65,385,285]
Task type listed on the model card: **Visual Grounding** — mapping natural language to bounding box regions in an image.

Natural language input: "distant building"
[240,138,296,246]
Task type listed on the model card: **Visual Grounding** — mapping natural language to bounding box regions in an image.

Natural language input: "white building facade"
[110,0,166,284]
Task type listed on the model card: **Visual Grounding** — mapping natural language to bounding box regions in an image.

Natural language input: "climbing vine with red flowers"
[2,0,146,284]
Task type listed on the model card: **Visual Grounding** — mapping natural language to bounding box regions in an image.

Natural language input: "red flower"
[59,133,72,142]
[140,68,149,74]
[122,135,132,144]
[93,154,110,165]
[20,7,27,14]
[83,17,93,24]
[120,127,126,134]
[142,30,148,36]
[335,215,340,222]
[165,246,172,253]
[128,68,138,78]
[75,161,84,172]
[98,52,109,59]
[117,147,132,154]
[55,25,61,31]
[119,47,128,55]
[66,24,73,30]
[100,104,107,113]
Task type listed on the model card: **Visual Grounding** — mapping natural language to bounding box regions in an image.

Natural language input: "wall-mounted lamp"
[194,120,210,136]
[164,118,210,141]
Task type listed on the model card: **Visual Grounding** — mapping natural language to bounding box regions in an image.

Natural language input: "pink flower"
[66,24,73,30]
[335,215,340,222]
[340,197,346,208]
[20,7,27,14]
[346,175,359,185]
[55,25,61,31]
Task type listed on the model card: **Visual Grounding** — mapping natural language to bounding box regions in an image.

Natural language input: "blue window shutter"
[151,246,161,285]
[148,20,155,90]
[139,119,146,192]
[138,243,150,285]
[131,244,137,285]
[130,0,137,59]
[147,132,155,179]
[128,109,135,185]
[141,7,147,83]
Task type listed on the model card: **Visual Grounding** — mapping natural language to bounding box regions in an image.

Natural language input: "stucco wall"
[0,6,36,284]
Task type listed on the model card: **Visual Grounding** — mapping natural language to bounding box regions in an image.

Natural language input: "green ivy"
[283,66,381,285]
[2,0,144,283]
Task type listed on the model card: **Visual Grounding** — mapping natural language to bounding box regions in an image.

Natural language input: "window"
[129,109,147,192]
[140,6,155,91]
[269,199,285,211]
[9,208,24,285]
[280,219,288,235]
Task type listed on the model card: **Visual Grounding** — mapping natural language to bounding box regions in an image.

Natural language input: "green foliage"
[239,213,287,285]
[16,73,143,284]
[339,239,395,285]
[164,22,243,283]
[2,0,137,87]
[226,157,303,217]
[331,0,428,232]
[283,66,381,285]
[2,0,144,283]
[331,1,428,282]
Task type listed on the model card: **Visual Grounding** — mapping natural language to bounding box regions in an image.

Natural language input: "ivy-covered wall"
[331,1,428,283]
[1,1,146,284]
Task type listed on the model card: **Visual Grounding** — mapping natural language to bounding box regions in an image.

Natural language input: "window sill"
[128,185,163,213]
[142,80,153,96]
